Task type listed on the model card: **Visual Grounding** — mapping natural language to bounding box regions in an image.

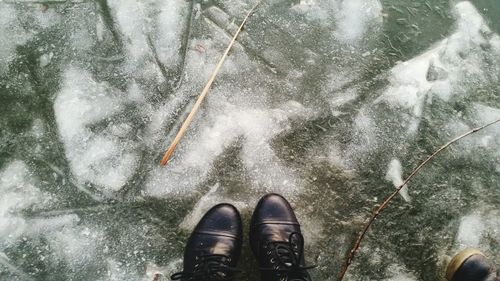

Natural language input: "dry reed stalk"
[338,117,500,281]
[160,1,262,166]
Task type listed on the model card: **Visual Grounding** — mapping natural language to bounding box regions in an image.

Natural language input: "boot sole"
[445,248,485,281]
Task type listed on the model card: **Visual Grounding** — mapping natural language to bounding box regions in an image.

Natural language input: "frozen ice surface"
[351,1,500,162]
[292,0,383,45]
[0,0,499,280]
[145,100,314,197]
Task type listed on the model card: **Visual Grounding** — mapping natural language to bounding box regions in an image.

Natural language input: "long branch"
[160,1,262,166]
[338,117,500,281]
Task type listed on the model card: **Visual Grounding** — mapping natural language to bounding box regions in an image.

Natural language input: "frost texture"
[0,0,499,280]
[54,66,140,192]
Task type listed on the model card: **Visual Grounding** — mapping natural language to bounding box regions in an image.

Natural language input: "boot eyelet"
[270,258,275,263]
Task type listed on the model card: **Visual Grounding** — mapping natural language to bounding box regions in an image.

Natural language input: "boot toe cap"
[194,203,242,238]
[252,193,298,224]
[446,248,496,281]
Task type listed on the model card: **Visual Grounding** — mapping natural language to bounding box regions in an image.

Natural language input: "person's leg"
[446,248,499,281]
[249,193,315,281]
[171,204,243,281]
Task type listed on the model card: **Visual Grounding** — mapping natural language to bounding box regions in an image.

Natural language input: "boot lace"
[261,232,316,281]
[171,254,240,281]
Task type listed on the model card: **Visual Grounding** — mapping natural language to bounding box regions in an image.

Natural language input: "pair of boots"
[171,193,314,281]
[171,192,499,281]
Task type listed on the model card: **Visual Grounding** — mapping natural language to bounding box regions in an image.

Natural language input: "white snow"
[0,3,62,72]
[107,0,149,63]
[107,0,187,80]
[39,52,54,68]
[145,101,313,197]
[333,0,383,44]
[456,213,485,247]
[0,162,99,266]
[49,225,103,267]
[454,209,500,257]
[54,66,140,192]
[0,161,54,248]
[291,0,383,45]
[0,5,31,73]
[360,1,500,140]
[385,2,498,108]
[153,0,187,66]
[1,0,499,280]
[385,159,411,202]
[0,161,46,238]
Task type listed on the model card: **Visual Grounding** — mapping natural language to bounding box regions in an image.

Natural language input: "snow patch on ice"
[107,0,149,63]
[54,66,140,192]
[376,48,437,118]
[0,160,52,246]
[470,104,500,152]
[39,52,54,68]
[146,101,313,197]
[454,210,500,255]
[0,3,62,72]
[441,103,500,155]
[0,163,90,267]
[333,0,383,44]
[369,1,500,136]
[153,0,187,66]
[329,89,358,116]
[0,5,31,73]
[291,0,382,45]
[456,213,484,247]
[49,225,103,267]
[292,0,328,19]
[385,159,411,202]
[107,0,187,81]
[394,1,497,104]
[345,108,377,163]
[472,104,500,127]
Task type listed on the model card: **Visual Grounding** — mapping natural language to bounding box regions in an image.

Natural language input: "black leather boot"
[446,248,499,281]
[171,203,243,281]
[249,193,315,281]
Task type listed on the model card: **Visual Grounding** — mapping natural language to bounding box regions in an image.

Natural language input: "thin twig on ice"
[160,1,262,166]
[338,117,500,281]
